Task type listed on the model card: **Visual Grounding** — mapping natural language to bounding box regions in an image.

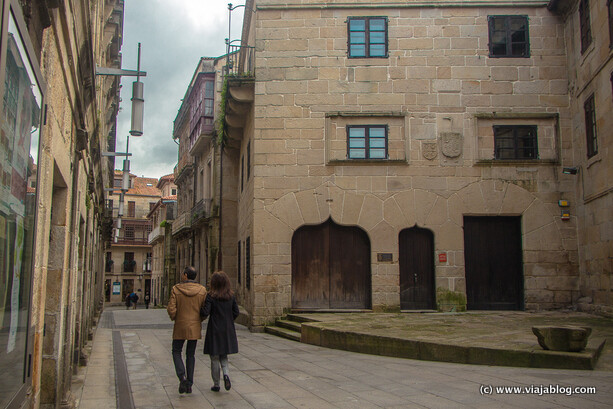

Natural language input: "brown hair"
[209,271,233,301]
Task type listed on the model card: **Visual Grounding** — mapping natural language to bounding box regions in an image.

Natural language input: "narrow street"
[71,307,613,409]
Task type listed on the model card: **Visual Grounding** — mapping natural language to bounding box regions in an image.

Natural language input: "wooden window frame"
[584,93,598,158]
[579,0,592,54]
[346,125,388,159]
[347,16,388,58]
[127,201,136,217]
[488,15,530,58]
[493,125,539,160]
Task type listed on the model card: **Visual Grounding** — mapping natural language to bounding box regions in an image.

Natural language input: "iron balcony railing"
[148,225,165,244]
[226,45,255,77]
[172,211,191,236]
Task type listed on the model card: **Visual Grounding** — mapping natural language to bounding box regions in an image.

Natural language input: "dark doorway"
[399,226,435,310]
[463,216,523,310]
[291,219,371,309]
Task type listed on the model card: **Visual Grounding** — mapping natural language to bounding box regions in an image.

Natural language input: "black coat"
[201,294,239,355]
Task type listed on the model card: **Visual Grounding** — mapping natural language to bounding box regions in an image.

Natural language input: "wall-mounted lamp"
[562,167,578,175]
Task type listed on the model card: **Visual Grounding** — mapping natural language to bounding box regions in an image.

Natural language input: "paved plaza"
[71,307,613,409]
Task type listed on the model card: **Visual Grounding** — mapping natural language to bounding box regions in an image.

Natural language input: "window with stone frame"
[493,125,538,160]
[579,0,592,54]
[237,241,241,285]
[245,236,251,290]
[608,0,613,48]
[584,93,598,158]
[347,17,388,58]
[488,15,530,58]
[128,201,135,217]
[347,125,388,159]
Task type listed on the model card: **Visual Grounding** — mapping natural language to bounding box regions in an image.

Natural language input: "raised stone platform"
[291,311,612,371]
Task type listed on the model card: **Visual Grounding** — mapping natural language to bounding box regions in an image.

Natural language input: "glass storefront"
[0,1,43,407]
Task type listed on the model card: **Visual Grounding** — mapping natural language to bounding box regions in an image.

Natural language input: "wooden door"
[399,227,435,310]
[292,219,371,309]
[463,216,523,310]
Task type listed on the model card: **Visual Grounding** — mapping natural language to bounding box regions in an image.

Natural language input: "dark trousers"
[172,339,197,385]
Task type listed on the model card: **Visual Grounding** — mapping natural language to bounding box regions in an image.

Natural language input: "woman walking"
[201,271,239,392]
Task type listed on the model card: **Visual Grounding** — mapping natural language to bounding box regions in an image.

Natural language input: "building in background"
[0,0,125,408]
[105,171,161,305]
[172,56,234,290]
[147,174,177,306]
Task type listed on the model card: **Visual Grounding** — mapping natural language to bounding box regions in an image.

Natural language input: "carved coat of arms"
[422,142,438,160]
[440,132,462,158]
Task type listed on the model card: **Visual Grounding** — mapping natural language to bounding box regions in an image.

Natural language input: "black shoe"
[211,385,220,392]
[179,379,188,394]
[223,375,231,391]
[186,384,192,394]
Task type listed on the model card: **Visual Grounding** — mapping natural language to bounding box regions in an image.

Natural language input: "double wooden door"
[291,219,371,309]
[399,227,435,310]
[463,216,523,310]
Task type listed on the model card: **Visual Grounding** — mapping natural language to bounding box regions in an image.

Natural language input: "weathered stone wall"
[248,2,577,326]
[560,0,613,317]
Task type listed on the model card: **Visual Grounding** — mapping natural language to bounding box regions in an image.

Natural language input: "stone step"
[264,325,301,342]
[286,313,320,323]
[276,319,302,332]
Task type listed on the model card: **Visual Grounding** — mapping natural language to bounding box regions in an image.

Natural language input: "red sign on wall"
[438,253,447,263]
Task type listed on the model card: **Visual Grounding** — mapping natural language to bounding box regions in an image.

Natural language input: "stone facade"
[551,0,613,316]
[147,175,176,306]
[0,1,125,408]
[226,0,594,328]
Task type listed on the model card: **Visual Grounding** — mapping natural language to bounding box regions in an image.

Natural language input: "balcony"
[148,225,165,244]
[172,211,191,237]
[191,199,212,226]
[226,45,255,77]
[114,236,149,246]
[224,45,255,141]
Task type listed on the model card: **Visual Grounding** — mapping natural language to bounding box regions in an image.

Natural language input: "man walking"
[167,266,207,394]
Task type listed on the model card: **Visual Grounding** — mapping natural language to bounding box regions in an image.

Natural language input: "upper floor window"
[584,94,598,158]
[347,125,388,159]
[171,188,177,195]
[579,0,592,53]
[607,0,613,48]
[488,16,530,58]
[348,17,388,58]
[494,125,538,160]
[128,201,136,217]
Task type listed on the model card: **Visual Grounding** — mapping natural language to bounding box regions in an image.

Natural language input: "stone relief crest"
[440,132,462,158]
[422,142,438,160]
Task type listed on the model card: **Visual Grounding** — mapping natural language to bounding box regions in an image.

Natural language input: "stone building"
[217,0,612,328]
[172,56,238,289]
[548,0,613,316]
[0,0,124,408]
[105,171,161,305]
[147,174,177,306]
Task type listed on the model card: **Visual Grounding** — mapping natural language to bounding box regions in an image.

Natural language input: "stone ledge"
[299,317,607,370]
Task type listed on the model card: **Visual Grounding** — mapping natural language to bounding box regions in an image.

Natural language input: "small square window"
[494,125,538,160]
[488,16,530,58]
[347,125,388,159]
[348,17,388,58]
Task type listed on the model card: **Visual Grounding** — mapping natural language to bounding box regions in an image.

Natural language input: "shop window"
[348,17,388,58]
[347,125,388,159]
[494,125,538,160]
[0,2,44,406]
[488,16,530,58]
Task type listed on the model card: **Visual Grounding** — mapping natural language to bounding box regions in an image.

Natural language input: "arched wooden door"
[292,219,371,309]
[399,226,435,310]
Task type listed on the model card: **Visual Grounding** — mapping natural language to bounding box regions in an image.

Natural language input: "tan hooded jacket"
[167,281,207,340]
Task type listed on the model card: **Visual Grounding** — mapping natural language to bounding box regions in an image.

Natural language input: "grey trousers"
[210,354,229,386]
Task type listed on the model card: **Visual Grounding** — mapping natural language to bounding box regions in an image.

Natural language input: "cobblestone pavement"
[71,307,613,409]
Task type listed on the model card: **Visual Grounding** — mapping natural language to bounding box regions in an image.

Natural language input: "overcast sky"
[115,0,245,179]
